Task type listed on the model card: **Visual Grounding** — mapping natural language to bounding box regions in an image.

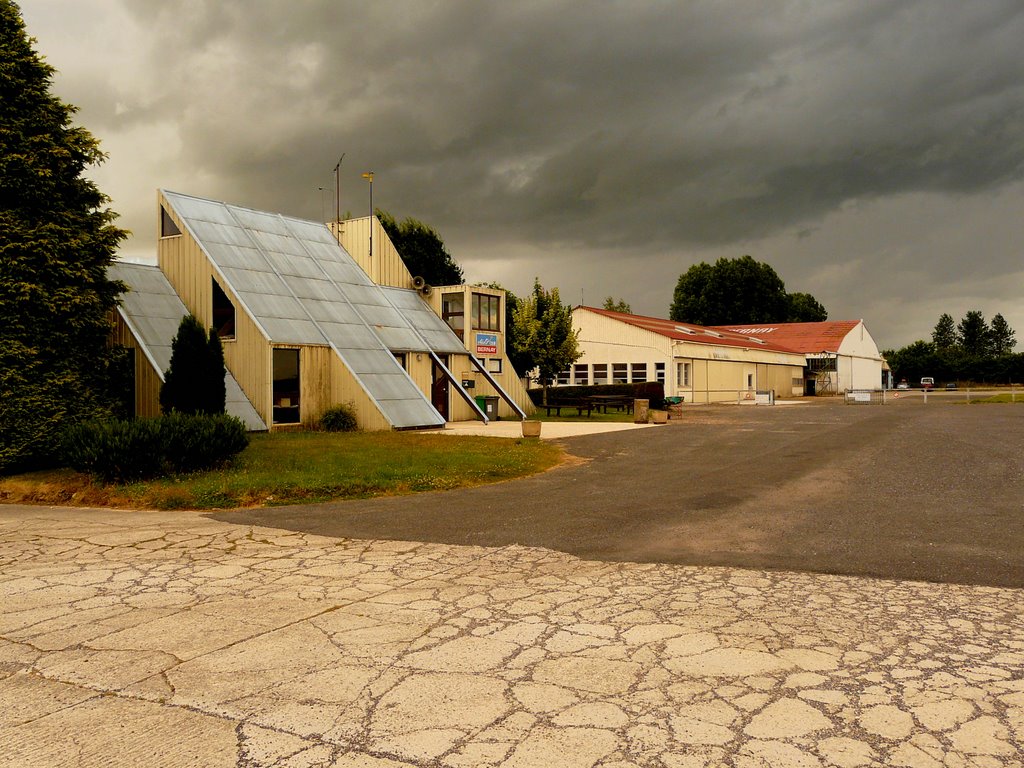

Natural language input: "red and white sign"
[475,333,498,355]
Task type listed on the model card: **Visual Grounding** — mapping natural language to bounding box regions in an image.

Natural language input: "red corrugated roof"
[711,321,860,353]
[577,307,805,354]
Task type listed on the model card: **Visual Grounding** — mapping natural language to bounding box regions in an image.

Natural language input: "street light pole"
[361,171,374,260]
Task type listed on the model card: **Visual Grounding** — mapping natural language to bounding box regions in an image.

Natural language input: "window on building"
[573,363,589,385]
[393,352,407,370]
[631,363,647,382]
[160,207,181,237]
[747,373,754,389]
[556,369,570,385]
[655,362,666,384]
[471,293,500,331]
[612,363,628,383]
[677,361,691,387]
[487,357,503,374]
[212,279,235,339]
[592,364,608,385]
[273,348,300,424]
[442,293,465,340]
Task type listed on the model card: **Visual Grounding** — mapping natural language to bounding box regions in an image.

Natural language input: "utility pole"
[333,153,345,237]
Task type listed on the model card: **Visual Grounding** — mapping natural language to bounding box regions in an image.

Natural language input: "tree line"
[883,311,1021,385]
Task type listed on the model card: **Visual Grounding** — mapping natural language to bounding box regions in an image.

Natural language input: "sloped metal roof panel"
[162,190,445,429]
[107,261,267,431]
[380,287,469,356]
[375,326,426,352]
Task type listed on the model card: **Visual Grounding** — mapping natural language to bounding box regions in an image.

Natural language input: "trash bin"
[475,395,499,420]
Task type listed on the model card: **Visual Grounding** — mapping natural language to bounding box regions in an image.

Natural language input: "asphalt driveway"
[216,402,1024,588]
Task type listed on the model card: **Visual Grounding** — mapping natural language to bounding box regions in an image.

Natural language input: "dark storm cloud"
[103,0,1024,254]
[21,0,1024,346]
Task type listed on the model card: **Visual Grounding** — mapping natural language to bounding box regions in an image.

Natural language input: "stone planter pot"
[649,410,668,424]
[521,420,542,438]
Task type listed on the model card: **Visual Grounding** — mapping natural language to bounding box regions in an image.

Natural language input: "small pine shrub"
[319,403,359,432]
[160,315,226,415]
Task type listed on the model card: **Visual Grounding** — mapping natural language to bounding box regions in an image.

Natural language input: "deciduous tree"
[602,297,632,314]
[0,1,127,471]
[786,292,828,322]
[670,256,822,326]
[377,210,463,286]
[511,279,581,403]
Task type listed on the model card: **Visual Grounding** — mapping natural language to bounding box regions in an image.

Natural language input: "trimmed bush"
[319,403,359,432]
[61,413,249,483]
[160,412,249,473]
[62,419,164,482]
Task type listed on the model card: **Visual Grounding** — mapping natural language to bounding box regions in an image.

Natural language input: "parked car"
[921,377,935,390]
[896,379,909,390]
[945,382,957,390]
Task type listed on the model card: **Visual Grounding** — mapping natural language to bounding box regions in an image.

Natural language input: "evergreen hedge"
[527,382,665,409]
[62,413,249,483]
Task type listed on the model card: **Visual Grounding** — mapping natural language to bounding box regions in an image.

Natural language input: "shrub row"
[527,382,665,409]
[62,413,249,483]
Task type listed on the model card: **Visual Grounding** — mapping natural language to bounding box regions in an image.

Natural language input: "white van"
[920,377,935,390]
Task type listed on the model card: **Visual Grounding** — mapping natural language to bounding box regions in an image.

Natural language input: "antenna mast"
[333,153,345,234]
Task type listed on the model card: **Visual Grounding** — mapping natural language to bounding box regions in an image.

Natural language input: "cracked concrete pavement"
[2,505,1023,767]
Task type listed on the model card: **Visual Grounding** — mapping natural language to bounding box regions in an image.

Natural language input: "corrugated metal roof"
[108,261,267,431]
[161,190,451,429]
[578,306,805,355]
[712,321,861,354]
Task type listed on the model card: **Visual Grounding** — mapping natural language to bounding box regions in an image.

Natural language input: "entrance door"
[431,355,449,420]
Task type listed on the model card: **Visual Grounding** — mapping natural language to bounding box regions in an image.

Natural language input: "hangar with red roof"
[568,308,883,402]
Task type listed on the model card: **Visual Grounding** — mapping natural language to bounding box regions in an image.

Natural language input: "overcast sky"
[20,0,1024,349]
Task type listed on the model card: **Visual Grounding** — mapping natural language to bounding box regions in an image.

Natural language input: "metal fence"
[848,387,1021,404]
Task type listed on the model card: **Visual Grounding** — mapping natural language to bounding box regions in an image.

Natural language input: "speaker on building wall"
[412,275,426,290]
[420,284,434,297]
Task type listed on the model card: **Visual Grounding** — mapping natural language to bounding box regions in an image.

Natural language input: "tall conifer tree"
[0,0,127,470]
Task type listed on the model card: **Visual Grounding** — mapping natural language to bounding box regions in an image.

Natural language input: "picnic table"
[588,395,635,414]
[541,400,593,417]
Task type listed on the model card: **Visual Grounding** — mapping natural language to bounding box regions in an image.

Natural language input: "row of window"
[556,362,668,386]
[556,362,695,388]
